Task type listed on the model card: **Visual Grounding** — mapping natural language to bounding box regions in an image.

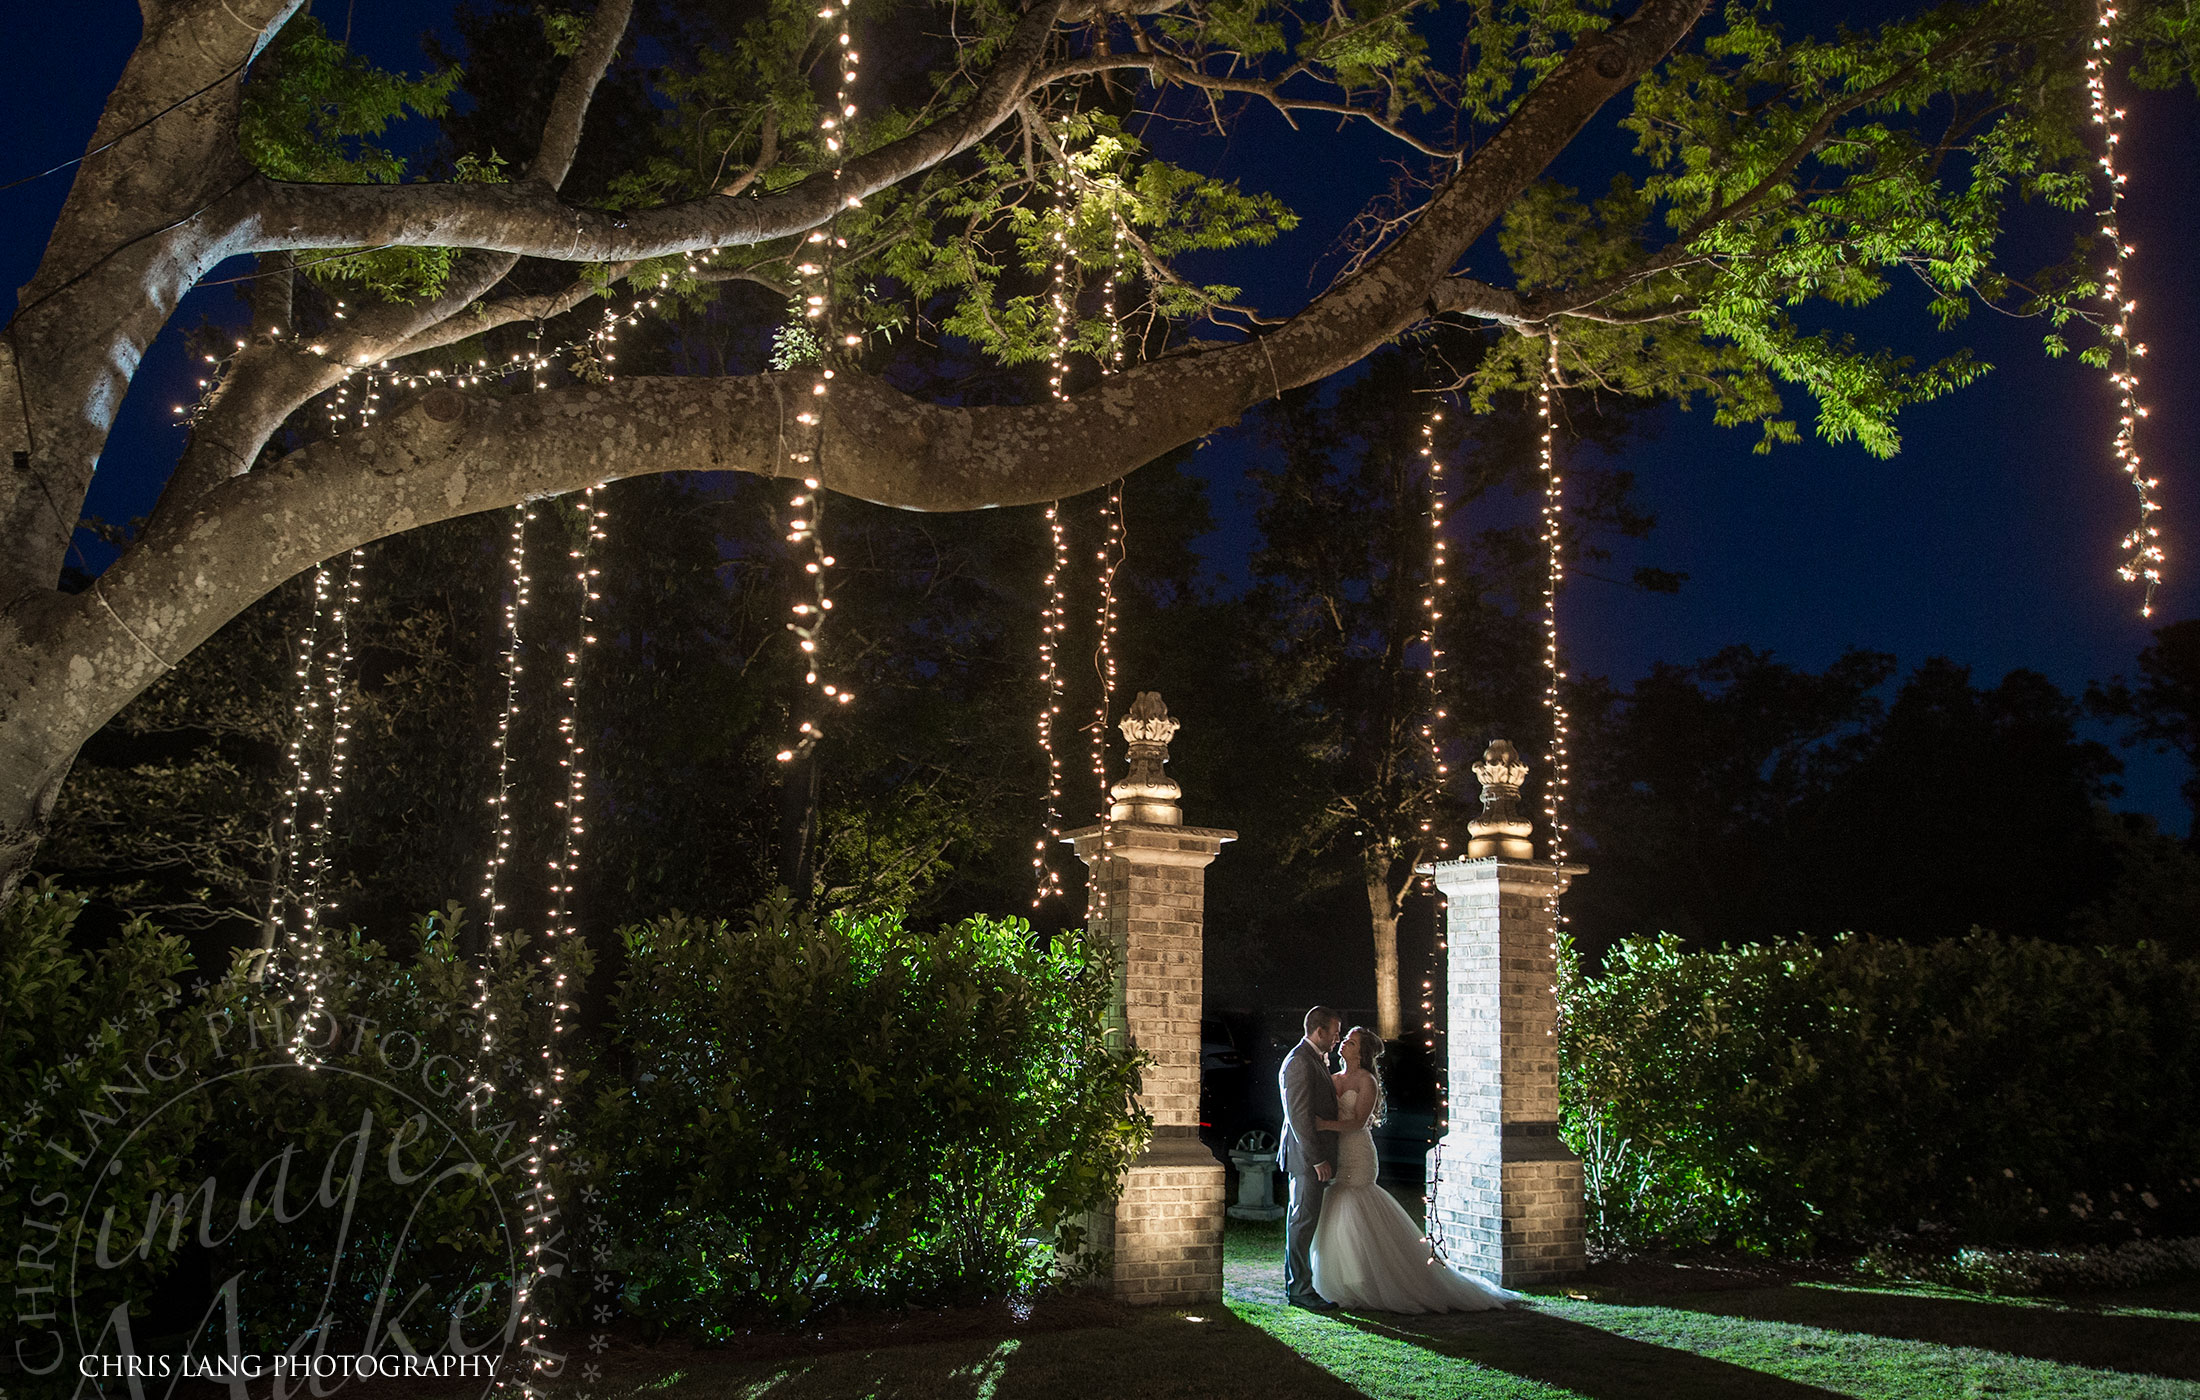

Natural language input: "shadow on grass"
[1641,1281,2200,1380]
[529,1307,1370,1400]
[1329,1304,1852,1400]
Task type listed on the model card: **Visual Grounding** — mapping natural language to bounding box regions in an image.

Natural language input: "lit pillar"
[1418,739,1587,1287]
[1065,692,1234,1306]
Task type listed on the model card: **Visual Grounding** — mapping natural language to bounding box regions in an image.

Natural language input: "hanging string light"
[467,503,534,1114]
[2087,1,2164,617]
[1031,150,1084,905]
[1032,501,1070,905]
[778,1,863,768]
[1088,480,1124,926]
[514,485,607,1397]
[1394,384,1459,1264]
[1537,338,1572,928]
[286,545,363,1065]
[1417,401,1453,857]
[1412,391,1454,1211]
[260,566,329,983]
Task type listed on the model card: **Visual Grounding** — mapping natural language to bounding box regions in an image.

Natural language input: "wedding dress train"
[1310,1089,1520,1313]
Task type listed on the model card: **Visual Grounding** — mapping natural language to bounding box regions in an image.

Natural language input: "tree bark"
[1364,857,1403,1041]
[0,0,1714,899]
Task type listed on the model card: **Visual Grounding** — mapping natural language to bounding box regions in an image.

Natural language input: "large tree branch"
[526,0,634,187]
[239,0,1068,263]
[0,0,1712,899]
[163,0,637,512]
[0,0,298,600]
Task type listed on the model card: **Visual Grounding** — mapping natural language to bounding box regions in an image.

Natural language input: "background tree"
[1240,344,1660,1035]
[1570,650,2199,959]
[2091,618,2200,844]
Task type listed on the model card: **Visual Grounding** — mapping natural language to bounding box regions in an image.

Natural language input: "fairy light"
[778,1,863,769]
[1088,481,1124,924]
[1401,386,1459,1264]
[1413,392,1454,1185]
[1047,156,1075,400]
[1537,339,1571,933]
[512,487,606,1396]
[261,566,329,981]
[288,544,365,1065]
[1032,501,1070,904]
[2088,0,2164,616]
[467,504,534,1116]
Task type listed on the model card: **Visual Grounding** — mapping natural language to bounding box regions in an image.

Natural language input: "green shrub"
[1559,931,2200,1254]
[589,898,1147,1328]
[0,882,200,1357]
[179,907,566,1352]
[1857,1236,2200,1294]
[1,888,573,1384]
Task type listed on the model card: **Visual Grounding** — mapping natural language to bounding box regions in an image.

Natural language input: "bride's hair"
[1347,1026,1388,1127]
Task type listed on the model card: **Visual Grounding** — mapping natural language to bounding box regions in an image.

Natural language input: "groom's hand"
[1315,1162,1334,1182]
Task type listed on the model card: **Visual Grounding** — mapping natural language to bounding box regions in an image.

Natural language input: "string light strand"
[2087,1,2164,616]
[1537,339,1572,934]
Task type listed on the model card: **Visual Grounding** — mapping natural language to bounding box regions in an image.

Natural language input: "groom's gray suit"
[1277,1038,1339,1306]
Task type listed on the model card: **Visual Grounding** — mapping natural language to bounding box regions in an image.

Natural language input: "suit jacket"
[1277,1039,1339,1176]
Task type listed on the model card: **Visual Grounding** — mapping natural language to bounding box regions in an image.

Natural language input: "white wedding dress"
[1310,1087,1520,1313]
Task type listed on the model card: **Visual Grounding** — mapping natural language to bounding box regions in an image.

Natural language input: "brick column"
[1417,740,1587,1287]
[1064,692,1233,1306]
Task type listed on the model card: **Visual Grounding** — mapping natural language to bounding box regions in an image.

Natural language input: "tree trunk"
[1365,858,1404,1040]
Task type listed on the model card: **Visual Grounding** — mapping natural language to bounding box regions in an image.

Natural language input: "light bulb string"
[466,502,534,1117]
[779,2,863,767]
[1538,337,1571,931]
[1412,382,1454,1260]
[513,486,607,1396]
[1089,479,1124,928]
[262,564,329,981]
[2088,1,2164,617]
[1033,499,1071,905]
[287,545,365,1065]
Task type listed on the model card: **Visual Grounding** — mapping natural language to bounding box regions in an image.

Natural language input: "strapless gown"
[1310,1089,1521,1313]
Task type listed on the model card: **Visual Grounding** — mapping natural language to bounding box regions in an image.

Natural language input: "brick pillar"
[1416,740,1587,1288]
[1064,692,1234,1306]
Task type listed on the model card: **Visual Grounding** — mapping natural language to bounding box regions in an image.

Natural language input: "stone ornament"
[1110,691,1184,824]
[1466,738,1534,859]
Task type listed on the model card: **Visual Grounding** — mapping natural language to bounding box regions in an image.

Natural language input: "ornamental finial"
[1466,739,1534,859]
[1110,692,1183,824]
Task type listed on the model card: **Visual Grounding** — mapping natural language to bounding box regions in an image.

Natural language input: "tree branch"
[526,0,635,187]
[241,0,1068,264]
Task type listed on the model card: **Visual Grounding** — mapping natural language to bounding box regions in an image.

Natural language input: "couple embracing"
[1277,1005,1519,1314]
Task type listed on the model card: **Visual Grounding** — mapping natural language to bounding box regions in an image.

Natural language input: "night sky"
[8,1,2196,826]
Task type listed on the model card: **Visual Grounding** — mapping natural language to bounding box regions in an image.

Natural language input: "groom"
[1277,1004,1342,1310]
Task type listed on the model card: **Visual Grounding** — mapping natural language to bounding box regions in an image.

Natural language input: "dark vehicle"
[1198,1014,1263,1157]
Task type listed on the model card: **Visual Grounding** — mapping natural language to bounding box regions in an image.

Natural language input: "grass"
[339,1215,2200,1398]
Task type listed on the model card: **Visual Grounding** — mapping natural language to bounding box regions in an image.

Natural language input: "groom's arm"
[1282,1054,1333,1178]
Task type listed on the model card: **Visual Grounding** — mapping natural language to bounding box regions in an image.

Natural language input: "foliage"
[0,882,201,1346]
[588,900,1147,1327]
[1857,1235,2200,1295]
[237,13,469,300]
[1559,929,2200,1254]
[181,907,567,1351]
[1468,0,2119,457]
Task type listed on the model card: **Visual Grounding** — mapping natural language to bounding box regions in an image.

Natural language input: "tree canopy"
[2,0,2195,888]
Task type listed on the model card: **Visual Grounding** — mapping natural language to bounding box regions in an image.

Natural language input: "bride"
[1310,1026,1520,1313]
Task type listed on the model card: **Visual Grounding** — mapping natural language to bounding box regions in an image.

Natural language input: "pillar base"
[1109,1130,1225,1304]
[1427,1133,1586,1287]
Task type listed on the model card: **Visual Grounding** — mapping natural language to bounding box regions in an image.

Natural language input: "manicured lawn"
[419,1217,2200,1398]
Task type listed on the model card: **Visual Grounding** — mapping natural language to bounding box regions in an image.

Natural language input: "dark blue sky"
[7,1,2195,826]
